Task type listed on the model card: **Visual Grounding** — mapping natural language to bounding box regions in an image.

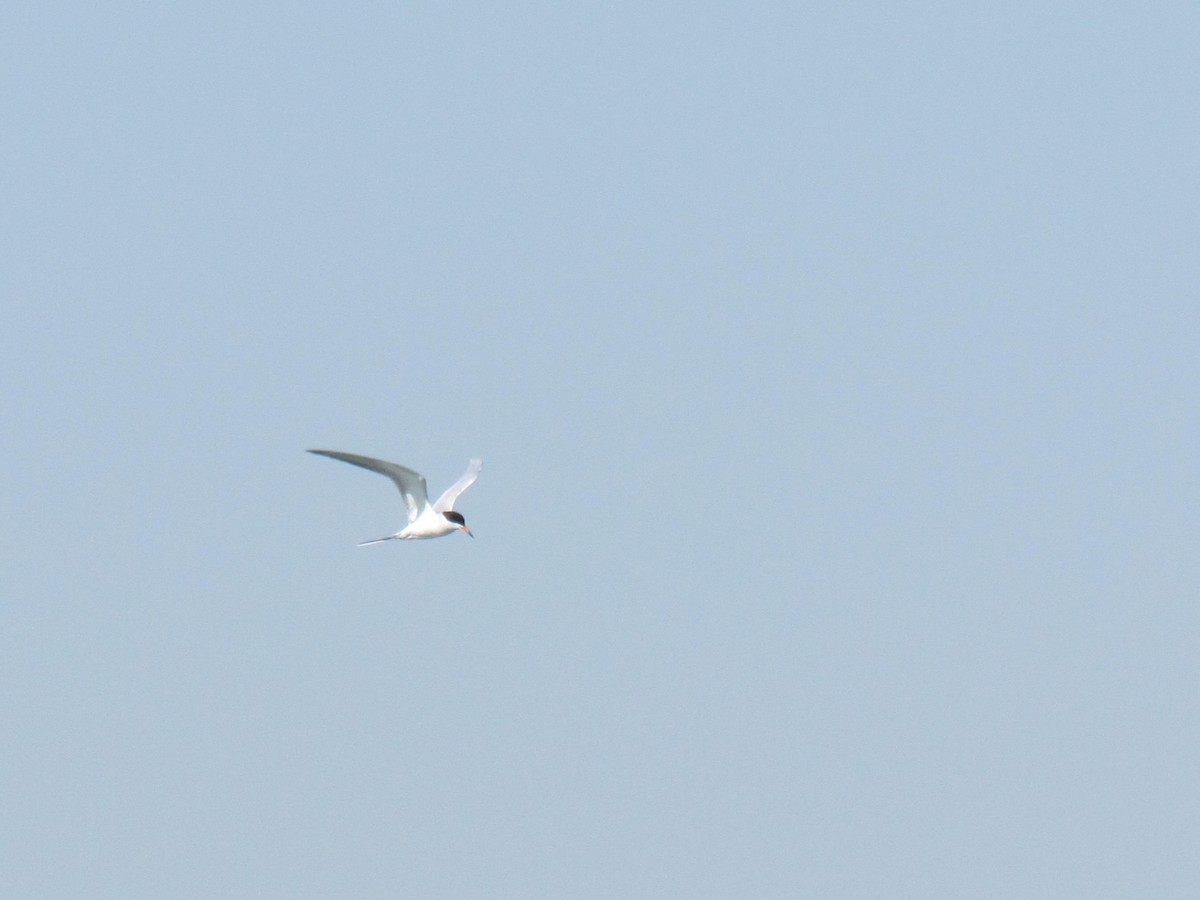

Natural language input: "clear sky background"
[2,2,1197,897]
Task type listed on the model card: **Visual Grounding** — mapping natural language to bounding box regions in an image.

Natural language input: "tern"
[309,450,482,543]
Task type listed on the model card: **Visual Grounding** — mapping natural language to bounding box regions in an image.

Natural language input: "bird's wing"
[433,458,482,512]
[308,449,430,523]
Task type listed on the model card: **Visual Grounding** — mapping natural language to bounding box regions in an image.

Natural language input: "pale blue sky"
[3,2,1198,897]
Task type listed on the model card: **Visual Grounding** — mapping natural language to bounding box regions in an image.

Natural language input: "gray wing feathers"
[434,458,483,512]
[307,449,430,523]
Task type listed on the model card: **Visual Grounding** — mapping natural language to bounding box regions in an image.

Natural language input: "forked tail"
[357,534,399,547]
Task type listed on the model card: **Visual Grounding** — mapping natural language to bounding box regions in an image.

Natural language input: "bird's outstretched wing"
[308,449,430,524]
[433,458,483,512]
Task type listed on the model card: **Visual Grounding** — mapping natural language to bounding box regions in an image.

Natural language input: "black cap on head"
[443,510,466,527]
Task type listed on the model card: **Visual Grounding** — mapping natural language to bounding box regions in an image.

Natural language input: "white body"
[309,450,482,543]
[399,505,465,539]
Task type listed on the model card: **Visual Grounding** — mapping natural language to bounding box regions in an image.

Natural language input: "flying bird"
[309,450,482,544]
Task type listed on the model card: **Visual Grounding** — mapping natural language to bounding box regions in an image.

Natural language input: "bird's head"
[443,509,473,538]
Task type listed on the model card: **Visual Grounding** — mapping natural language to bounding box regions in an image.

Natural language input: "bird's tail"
[357,534,398,547]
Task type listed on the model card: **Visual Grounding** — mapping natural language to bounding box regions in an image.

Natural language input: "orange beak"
[462,525,474,538]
